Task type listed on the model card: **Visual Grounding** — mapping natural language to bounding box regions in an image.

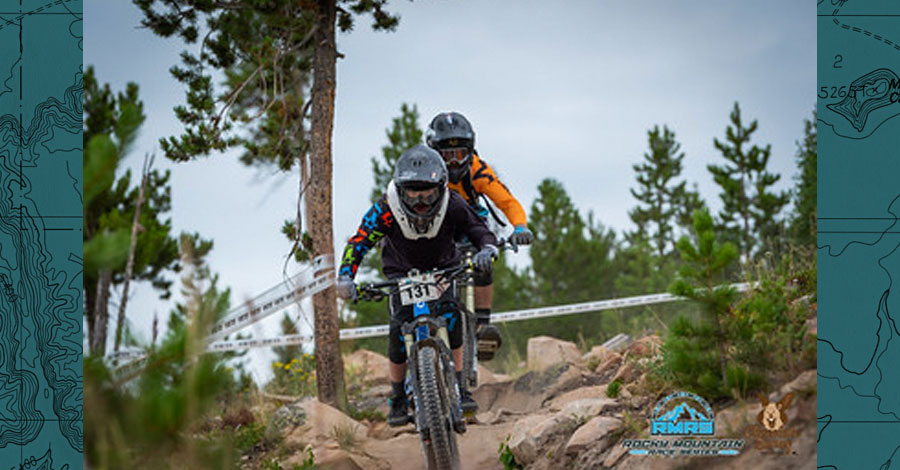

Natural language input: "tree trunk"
[308,0,347,411]
[91,270,111,355]
[114,155,152,352]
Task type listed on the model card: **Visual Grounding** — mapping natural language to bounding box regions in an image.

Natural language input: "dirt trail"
[271,336,817,470]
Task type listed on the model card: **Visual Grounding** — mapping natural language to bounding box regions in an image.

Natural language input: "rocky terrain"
[256,334,817,470]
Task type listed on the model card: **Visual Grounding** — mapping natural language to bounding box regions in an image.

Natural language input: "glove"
[511,225,534,246]
[473,245,499,273]
[336,275,357,301]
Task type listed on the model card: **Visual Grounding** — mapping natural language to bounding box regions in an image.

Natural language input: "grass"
[331,422,359,450]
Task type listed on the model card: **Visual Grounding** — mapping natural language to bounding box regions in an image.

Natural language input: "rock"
[628,335,662,358]
[806,317,817,336]
[367,421,407,440]
[309,448,362,470]
[344,349,390,386]
[475,407,517,425]
[779,369,816,397]
[306,400,367,443]
[477,364,512,385]
[558,398,618,421]
[715,400,763,437]
[508,414,549,464]
[595,352,622,378]
[564,416,621,455]
[267,398,311,439]
[612,361,638,385]
[603,442,629,467]
[527,336,582,370]
[284,399,367,448]
[581,345,610,366]
[546,385,609,411]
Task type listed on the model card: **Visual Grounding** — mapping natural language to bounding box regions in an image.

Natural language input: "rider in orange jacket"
[426,112,534,360]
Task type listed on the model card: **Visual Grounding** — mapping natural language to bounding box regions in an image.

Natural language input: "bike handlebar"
[355,262,472,302]
[353,237,518,303]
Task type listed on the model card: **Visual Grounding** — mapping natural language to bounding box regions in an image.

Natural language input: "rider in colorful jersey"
[336,144,498,426]
[426,112,534,360]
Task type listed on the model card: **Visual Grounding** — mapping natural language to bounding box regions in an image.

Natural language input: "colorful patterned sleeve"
[338,196,393,279]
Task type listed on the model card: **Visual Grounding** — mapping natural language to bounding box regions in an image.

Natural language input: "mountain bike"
[357,262,479,470]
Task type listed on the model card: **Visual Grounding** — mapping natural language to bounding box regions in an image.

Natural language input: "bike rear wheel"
[417,346,460,470]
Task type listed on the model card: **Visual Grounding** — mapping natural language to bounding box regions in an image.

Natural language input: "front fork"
[404,331,466,436]
[463,251,478,389]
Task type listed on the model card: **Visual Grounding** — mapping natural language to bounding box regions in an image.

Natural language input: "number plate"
[399,273,441,306]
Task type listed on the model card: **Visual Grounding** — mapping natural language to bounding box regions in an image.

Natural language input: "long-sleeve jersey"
[339,190,497,280]
[447,152,527,227]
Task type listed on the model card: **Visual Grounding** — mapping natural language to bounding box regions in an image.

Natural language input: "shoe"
[388,395,410,427]
[459,388,478,414]
[476,324,502,361]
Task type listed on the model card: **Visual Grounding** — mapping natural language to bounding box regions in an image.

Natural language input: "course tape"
[201,282,753,352]
[205,255,334,343]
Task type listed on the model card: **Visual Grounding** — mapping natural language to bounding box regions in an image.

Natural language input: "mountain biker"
[426,111,534,360]
[335,144,498,426]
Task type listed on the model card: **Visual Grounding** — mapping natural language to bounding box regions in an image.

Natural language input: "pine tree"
[708,102,789,261]
[529,179,617,305]
[83,67,181,355]
[628,125,702,260]
[136,0,401,411]
[669,208,739,394]
[791,108,817,248]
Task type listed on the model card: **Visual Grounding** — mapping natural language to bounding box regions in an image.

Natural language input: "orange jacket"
[447,153,527,227]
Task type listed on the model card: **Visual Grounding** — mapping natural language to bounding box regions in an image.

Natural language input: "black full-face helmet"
[425,112,475,183]
[393,144,449,232]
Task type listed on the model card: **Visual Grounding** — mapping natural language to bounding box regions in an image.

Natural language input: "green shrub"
[498,435,523,470]
[606,379,622,398]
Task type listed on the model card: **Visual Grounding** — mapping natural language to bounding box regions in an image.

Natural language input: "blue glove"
[511,225,534,246]
[473,245,499,273]
[336,275,357,301]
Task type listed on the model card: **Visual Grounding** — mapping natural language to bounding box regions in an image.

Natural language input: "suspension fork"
[464,248,478,388]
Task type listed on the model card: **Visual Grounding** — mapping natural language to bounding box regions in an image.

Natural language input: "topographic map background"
[0,0,83,468]
[818,0,900,468]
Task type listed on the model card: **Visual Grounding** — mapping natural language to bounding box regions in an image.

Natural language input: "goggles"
[438,147,471,166]
[401,184,440,207]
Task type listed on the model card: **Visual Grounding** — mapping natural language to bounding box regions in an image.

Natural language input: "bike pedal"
[453,419,467,434]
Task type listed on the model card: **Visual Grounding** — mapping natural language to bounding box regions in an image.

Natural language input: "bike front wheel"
[416,346,460,470]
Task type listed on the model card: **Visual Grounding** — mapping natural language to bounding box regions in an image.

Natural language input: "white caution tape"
[200,282,754,350]
[205,255,334,343]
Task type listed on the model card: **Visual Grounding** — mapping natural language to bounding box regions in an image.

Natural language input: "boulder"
[602,443,629,468]
[595,352,622,378]
[344,349,390,386]
[564,416,621,455]
[477,364,512,385]
[715,400,763,436]
[779,369,816,397]
[558,398,618,421]
[284,399,367,448]
[612,361,638,385]
[628,335,662,358]
[546,385,609,411]
[267,398,311,439]
[508,414,550,464]
[527,336,582,370]
[311,449,362,470]
[581,345,610,366]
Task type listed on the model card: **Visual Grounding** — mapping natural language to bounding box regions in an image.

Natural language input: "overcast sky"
[85,1,815,379]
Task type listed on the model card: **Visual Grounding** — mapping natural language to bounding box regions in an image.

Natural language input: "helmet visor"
[438,147,471,166]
